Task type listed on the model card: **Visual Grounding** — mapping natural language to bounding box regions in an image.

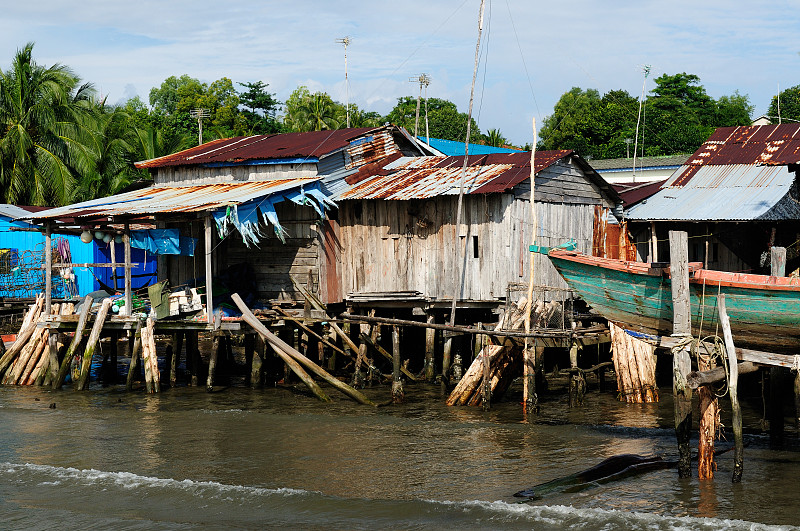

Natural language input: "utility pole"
[336,36,351,128]
[190,108,210,146]
[409,73,431,141]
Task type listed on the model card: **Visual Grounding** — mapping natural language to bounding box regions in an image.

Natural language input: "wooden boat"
[546,248,800,353]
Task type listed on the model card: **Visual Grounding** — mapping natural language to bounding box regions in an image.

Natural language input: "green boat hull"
[549,255,800,353]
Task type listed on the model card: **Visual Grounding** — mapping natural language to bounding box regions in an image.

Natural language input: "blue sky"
[2,1,800,146]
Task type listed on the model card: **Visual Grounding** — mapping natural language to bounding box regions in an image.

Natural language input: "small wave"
[427,499,793,530]
[0,461,306,499]
[200,408,246,414]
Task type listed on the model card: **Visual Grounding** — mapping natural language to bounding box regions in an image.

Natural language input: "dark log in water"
[514,454,674,499]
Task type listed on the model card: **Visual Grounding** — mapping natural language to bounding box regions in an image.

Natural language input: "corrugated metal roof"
[339,151,572,200]
[0,204,40,220]
[626,165,797,221]
[669,124,800,187]
[135,127,385,169]
[22,179,321,221]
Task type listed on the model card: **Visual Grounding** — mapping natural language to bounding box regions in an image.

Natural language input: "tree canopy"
[768,85,800,123]
[539,73,754,158]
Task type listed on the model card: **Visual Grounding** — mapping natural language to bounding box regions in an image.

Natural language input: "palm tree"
[0,42,97,206]
[296,93,341,131]
[485,128,507,148]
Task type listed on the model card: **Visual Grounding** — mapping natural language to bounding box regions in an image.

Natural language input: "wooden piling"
[718,294,743,482]
[697,345,718,479]
[144,318,161,393]
[769,367,784,446]
[170,332,183,387]
[207,333,220,392]
[76,298,112,391]
[669,230,693,478]
[425,313,436,381]
[0,296,44,378]
[52,295,93,389]
[392,325,404,403]
[232,293,375,405]
[125,320,143,391]
[250,335,265,389]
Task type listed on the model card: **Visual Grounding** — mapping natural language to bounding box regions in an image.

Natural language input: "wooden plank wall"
[153,163,318,186]
[337,195,600,301]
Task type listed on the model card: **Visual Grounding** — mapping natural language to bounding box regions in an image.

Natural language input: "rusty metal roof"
[23,179,321,222]
[670,124,800,187]
[339,150,573,200]
[135,127,386,169]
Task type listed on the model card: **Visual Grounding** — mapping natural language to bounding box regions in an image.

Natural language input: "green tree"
[385,96,481,142]
[538,87,603,157]
[0,42,97,206]
[238,81,282,135]
[346,104,382,128]
[283,86,343,132]
[768,85,800,123]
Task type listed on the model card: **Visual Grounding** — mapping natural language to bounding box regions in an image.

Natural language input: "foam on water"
[1,461,792,530]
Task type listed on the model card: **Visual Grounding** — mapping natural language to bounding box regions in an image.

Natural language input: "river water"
[0,378,798,530]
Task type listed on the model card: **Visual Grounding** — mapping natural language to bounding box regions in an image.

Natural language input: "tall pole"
[523,118,537,411]
[632,65,650,183]
[449,0,485,327]
[336,37,351,128]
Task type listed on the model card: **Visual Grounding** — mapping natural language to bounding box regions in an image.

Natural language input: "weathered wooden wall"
[336,159,611,301]
[153,163,318,186]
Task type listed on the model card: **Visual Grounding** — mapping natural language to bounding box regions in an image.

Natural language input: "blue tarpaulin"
[213,181,335,247]
[130,229,197,256]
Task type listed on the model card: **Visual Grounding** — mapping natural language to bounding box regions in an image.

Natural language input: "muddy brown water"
[1,355,799,531]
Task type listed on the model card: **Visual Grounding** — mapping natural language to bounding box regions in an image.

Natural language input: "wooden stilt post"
[207,333,220,392]
[392,325,404,403]
[45,223,52,314]
[718,294,743,482]
[108,331,118,384]
[126,320,143,391]
[697,344,718,479]
[442,334,453,382]
[425,313,436,381]
[143,317,160,393]
[76,299,113,391]
[46,331,60,385]
[170,332,182,387]
[771,246,786,277]
[188,332,200,387]
[669,230,692,478]
[250,334,264,389]
[769,367,784,446]
[481,334,490,410]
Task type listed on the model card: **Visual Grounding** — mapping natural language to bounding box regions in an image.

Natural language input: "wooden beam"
[124,223,132,315]
[687,361,758,389]
[205,215,214,325]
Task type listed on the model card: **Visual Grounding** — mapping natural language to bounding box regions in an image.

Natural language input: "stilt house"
[22,126,434,313]
[325,151,620,311]
[625,124,800,274]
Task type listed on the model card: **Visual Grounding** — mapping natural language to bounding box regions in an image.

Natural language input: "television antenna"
[335,36,351,127]
[409,73,431,142]
[190,108,211,145]
[632,64,651,182]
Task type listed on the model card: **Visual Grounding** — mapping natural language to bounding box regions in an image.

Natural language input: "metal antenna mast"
[632,65,651,182]
[409,73,431,140]
[336,36,351,128]
[190,108,211,146]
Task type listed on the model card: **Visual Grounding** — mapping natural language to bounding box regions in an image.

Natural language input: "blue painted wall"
[92,243,158,293]
[0,215,96,298]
